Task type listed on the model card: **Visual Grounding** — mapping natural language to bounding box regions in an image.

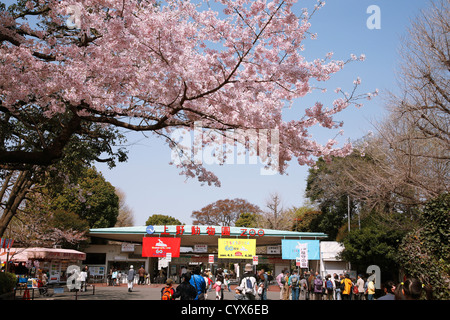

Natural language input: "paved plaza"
[18,283,282,301]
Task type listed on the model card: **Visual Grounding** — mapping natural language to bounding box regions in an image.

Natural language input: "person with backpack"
[334,274,342,300]
[161,278,176,300]
[189,266,206,300]
[299,274,308,300]
[240,264,257,300]
[288,270,300,300]
[313,274,324,300]
[325,275,334,300]
[173,273,197,300]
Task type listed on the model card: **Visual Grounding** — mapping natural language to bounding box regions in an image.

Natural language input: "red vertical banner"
[142,237,181,258]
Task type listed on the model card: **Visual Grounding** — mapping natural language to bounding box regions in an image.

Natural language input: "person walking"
[367,277,376,300]
[173,273,197,300]
[276,269,286,300]
[213,280,223,300]
[78,268,88,292]
[202,272,211,299]
[127,265,136,292]
[258,268,269,300]
[308,271,316,300]
[325,275,334,300]
[341,274,353,300]
[189,266,206,300]
[215,268,225,300]
[313,274,324,300]
[298,274,307,300]
[282,271,290,300]
[334,274,342,300]
[111,268,117,286]
[240,264,257,300]
[138,266,146,285]
[356,275,365,300]
[289,270,300,300]
[161,278,176,300]
[225,275,231,292]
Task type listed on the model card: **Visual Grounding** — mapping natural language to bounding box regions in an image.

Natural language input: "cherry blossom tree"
[1,0,374,187]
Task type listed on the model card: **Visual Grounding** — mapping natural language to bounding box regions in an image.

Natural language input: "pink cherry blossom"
[0,0,372,185]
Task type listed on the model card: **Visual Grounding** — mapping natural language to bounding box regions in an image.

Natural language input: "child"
[213,281,222,300]
[161,278,176,300]
[257,283,264,297]
[235,286,245,300]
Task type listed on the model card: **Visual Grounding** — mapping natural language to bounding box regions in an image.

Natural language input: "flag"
[1,238,14,249]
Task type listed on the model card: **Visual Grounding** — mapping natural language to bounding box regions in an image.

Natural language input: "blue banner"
[281,239,320,260]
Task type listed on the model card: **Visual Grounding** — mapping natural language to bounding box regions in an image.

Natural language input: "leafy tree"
[191,198,260,226]
[235,212,259,228]
[397,193,450,299]
[0,124,127,237]
[146,214,183,226]
[0,272,16,294]
[289,205,322,233]
[339,220,406,280]
[9,166,121,248]
[50,167,119,229]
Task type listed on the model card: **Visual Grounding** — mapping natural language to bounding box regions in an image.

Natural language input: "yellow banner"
[218,239,256,259]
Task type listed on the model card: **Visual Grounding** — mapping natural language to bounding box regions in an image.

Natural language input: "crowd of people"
[274,269,429,301]
[158,265,430,301]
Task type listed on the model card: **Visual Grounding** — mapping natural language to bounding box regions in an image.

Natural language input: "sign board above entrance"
[153,225,266,237]
[218,239,256,259]
[142,237,181,258]
[281,240,320,260]
[89,225,328,244]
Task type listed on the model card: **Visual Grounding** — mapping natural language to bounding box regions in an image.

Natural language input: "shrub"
[0,272,17,294]
[397,193,450,299]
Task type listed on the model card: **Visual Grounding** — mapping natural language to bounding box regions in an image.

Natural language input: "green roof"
[89,225,327,238]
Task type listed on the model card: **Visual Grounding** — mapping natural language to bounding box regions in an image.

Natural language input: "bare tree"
[115,188,135,227]
[304,1,449,234]
[258,193,294,230]
[388,0,449,152]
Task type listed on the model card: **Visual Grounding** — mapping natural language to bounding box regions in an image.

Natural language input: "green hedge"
[0,272,17,294]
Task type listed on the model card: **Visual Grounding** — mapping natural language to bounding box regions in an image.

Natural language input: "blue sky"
[3,0,431,225]
[92,0,429,226]
[97,0,427,225]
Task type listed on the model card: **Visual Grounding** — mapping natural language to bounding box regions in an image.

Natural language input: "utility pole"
[347,195,351,232]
